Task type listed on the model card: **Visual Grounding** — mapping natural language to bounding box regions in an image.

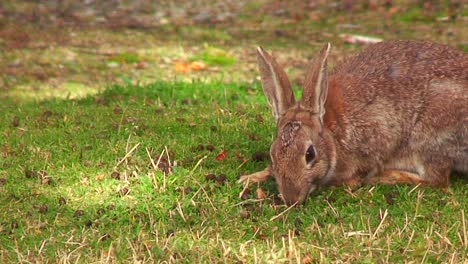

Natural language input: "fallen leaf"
[174,61,190,72]
[302,255,312,264]
[239,210,250,219]
[388,6,399,16]
[81,177,89,185]
[256,188,266,199]
[95,173,105,181]
[340,34,382,44]
[215,149,227,161]
[189,61,206,70]
[135,61,147,69]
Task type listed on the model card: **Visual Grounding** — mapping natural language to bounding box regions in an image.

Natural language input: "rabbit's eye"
[305,145,315,164]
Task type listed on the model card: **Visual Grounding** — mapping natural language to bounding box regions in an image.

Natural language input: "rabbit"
[239,40,468,205]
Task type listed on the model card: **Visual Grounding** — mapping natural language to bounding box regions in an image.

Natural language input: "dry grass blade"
[176,201,187,222]
[189,155,207,175]
[372,209,388,238]
[403,229,415,254]
[38,239,48,255]
[238,179,250,199]
[186,155,217,211]
[231,199,264,207]
[345,231,370,237]
[270,202,298,221]
[408,183,421,195]
[462,210,467,248]
[146,147,157,170]
[115,143,140,168]
[325,199,339,218]
[154,148,166,171]
[164,145,172,168]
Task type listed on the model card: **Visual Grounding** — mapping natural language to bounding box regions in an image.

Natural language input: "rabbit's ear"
[256,47,296,122]
[300,43,331,123]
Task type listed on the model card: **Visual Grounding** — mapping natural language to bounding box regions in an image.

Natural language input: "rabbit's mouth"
[279,180,318,205]
[300,182,318,203]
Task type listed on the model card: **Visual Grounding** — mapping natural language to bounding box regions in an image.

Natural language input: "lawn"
[1,81,467,262]
[1,0,467,263]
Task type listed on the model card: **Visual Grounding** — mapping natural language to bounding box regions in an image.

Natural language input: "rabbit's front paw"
[238,167,271,184]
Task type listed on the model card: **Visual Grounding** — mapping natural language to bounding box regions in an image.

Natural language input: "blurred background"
[1,0,467,99]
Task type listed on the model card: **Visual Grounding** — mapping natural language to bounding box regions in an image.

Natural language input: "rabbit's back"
[333,40,468,81]
[325,40,468,178]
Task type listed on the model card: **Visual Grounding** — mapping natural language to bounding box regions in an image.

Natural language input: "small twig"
[115,143,140,168]
[270,202,298,221]
[372,209,388,238]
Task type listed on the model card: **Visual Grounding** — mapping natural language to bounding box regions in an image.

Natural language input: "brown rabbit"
[239,40,468,205]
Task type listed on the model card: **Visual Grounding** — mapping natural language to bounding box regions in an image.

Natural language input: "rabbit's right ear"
[256,47,296,122]
[300,43,331,124]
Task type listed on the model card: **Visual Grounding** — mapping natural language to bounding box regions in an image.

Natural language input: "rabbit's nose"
[279,178,307,205]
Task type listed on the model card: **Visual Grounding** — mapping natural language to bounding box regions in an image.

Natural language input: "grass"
[1,0,467,262]
[191,45,236,66]
[109,52,141,64]
[1,81,467,262]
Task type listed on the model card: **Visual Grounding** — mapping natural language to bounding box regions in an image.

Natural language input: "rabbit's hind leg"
[365,154,430,185]
[364,169,427,185]
[367,155,452,187]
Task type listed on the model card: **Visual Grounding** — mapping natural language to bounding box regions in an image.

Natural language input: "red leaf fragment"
[215,149,227,161]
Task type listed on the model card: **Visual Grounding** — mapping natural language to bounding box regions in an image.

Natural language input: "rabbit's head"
[257,44,336,205]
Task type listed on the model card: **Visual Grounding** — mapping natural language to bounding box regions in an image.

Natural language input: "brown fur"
[240,40,468,205]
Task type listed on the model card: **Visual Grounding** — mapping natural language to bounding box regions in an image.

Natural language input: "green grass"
[0,81,467,262]
[191,45,236,66]
[109,52,141,64]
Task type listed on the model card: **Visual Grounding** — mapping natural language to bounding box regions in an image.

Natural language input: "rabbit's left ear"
[300,43,331,123]
[256,47,296,123]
